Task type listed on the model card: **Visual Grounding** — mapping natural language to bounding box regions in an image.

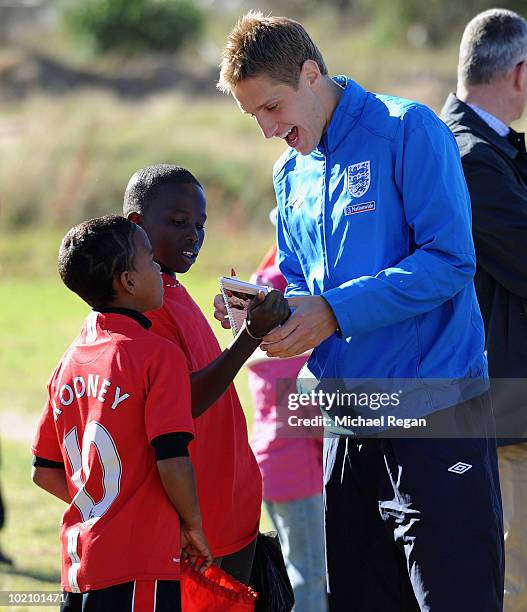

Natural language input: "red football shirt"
[147,275,262,557]
[32,312,194,592]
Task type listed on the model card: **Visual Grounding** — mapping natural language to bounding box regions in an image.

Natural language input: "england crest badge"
[347,161,371,198]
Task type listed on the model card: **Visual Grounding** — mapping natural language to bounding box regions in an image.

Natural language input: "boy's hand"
[213,294,231,329]
[246,290,290,339]
[181,523,213,573]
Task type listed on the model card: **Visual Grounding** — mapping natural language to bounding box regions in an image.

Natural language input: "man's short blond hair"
[217,11,328,93]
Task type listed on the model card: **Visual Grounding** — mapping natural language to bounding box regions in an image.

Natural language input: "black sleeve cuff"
[151,432,194,460]
[32,456,65,469]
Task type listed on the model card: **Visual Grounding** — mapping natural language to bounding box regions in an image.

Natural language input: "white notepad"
[218,276,270,336]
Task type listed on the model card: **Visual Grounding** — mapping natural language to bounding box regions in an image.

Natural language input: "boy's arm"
[156,457,212,570]
[191,290,290,417]
[146,346,208,569]
[32,388,69,500]
[190,325,260,417]
[32,466,70,503]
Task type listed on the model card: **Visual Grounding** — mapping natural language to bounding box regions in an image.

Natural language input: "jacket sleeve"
[461,144,527,299]
[323,111,476,338]
[276,207,311,297]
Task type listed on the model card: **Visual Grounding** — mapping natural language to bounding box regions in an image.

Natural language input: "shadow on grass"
[1,564,60,584]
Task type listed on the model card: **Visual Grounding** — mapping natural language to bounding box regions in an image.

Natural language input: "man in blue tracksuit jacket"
[218,11,504,611]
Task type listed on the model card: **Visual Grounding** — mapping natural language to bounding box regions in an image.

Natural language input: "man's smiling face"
[232,63,329,155]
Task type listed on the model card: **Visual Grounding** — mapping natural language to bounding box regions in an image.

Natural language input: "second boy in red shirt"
[124,164,289,583]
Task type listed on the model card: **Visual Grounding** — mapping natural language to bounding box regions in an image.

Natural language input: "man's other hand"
[213,293,231,329]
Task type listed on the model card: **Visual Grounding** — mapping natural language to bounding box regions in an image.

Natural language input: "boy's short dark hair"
[123,164,202,217]
[58,215,137,309]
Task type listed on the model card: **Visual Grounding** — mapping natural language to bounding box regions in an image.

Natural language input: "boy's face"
[140,183,207,275]
[127,227,164,311]
[233,63,328,155]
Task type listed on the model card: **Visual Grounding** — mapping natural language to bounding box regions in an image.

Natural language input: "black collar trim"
[93,307,152,330]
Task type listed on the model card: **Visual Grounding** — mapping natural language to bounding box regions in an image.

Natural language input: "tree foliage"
[62,0,204,54]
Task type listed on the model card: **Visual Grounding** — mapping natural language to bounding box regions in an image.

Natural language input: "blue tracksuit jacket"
[274,77,487,418]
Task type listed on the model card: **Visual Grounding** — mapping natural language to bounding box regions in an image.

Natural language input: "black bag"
[249,531,294,612]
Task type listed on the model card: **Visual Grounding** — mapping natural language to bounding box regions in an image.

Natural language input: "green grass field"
[0,12,505,605]
[0,5,517,607]
[0,226,274,607]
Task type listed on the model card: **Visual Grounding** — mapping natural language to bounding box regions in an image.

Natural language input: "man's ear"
[516,62,527,92]
[117,270,136,296]
[301,59,322,87]
[127,212,142,226]
[510,60,525,92]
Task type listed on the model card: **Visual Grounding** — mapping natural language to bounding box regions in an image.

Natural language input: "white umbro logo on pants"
[448,462,473,474]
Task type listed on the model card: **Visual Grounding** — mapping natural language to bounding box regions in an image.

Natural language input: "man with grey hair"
[442,9,527,611]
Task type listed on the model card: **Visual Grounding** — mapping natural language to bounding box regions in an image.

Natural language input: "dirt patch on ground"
[0,47,218,102]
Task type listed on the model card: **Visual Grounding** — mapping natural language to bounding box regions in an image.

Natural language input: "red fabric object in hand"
[181,560,257,611]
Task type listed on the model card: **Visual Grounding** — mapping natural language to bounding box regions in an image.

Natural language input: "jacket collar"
[441,93,517,160]
[316,76,367,154]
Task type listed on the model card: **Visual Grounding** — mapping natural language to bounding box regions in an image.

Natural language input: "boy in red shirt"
[31,215,211,612]
[123,164,290,584]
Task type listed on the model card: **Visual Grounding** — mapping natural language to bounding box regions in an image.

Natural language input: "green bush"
[62,0,204,54]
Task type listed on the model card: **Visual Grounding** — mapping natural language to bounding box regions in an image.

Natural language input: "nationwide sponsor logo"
[348,160,371,197]
[344,201,376,216]
[447,461,473,474]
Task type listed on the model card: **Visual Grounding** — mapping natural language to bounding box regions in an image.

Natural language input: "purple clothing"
[248,258,323,503]
[248,357,323,502]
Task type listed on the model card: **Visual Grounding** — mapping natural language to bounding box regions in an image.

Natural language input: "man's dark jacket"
[441,93,527,443]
